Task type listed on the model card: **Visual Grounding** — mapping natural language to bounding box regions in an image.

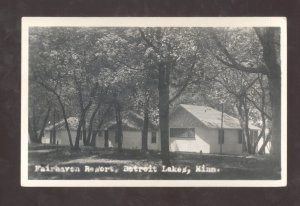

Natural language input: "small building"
[168,104,260,154]
[96,112,160,151]
[42,117,84,146]
[42,113,160,150]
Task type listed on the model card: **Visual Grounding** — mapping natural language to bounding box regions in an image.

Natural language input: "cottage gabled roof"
[179,104,260,130]
[101,111,157,131]
[44,117,79,131]
[44,111,157,132]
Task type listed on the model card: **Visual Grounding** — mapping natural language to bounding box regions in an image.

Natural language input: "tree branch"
[139,28,160,54]
[169,55,198,104]
[208,29,269,75]
[245,96,271,120]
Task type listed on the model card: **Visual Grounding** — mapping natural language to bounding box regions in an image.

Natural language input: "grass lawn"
[28,144,280,180]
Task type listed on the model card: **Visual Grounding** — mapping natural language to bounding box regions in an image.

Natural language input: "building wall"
[221,129,243,154]
[169,127,209,153]
[147,131,161,151]
[121,131,142,149]
[169,108,209,153]
[169,108,243,154]
[204,129,219,153]
[169,127,243,154]
[96,130,160,151]
[42,131,51,144]
[42,130,84,146]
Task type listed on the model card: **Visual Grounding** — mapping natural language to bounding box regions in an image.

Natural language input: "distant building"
[96,112,160,151]
[42,117,84,146]
[42,112,160,150]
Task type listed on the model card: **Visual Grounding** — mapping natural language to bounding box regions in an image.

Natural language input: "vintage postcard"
[21,17,287,187]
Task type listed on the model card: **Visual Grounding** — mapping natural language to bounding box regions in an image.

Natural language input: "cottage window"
[170,128,195,138]
[238,130,243,144]
[218,129,224,144]
[151,131,157,143]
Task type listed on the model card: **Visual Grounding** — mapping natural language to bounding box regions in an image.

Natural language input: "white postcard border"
[21,17,287,187]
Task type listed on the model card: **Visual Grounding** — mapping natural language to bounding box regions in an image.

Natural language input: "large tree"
[138,27,209,165]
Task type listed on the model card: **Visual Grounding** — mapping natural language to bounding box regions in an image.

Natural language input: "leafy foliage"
[29,27,275,157]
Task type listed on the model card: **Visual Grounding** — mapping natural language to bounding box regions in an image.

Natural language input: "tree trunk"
[141,103,149,152]
[104,130,109,148]
[32,106,39,143]
[50,130,53,144]
[253,130,264,153]
[158,63,171,166]
[57,95,73,148]
[74,101,93,149]
[138,28,172,165]
[90,131,97,146]
[73,72,91,148]
[269,74,281,165]
[256,28,281,166]
[74,122,83,150]
[29,120,38,143]
[82,120,87,145]
[89,105,112,147]
[114,102,123,152]
[53,109,57,144]
[252,77,267,153]
[86,102,101,145]
[262,28,281,165]
[242,101,252,154]
[74,112,88,149]
[258,130,271,154]
[237,97,252,154]
[38,105,51,142]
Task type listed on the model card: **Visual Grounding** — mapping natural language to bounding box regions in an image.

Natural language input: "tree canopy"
[28,27,280,165]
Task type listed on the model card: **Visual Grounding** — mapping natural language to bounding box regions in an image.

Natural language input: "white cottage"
[42,117,84,146]
[96,112,160,151]
[168,104,260,154]
[41,113,160,150]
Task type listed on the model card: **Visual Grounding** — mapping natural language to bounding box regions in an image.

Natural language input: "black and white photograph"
[21,17,287,187]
